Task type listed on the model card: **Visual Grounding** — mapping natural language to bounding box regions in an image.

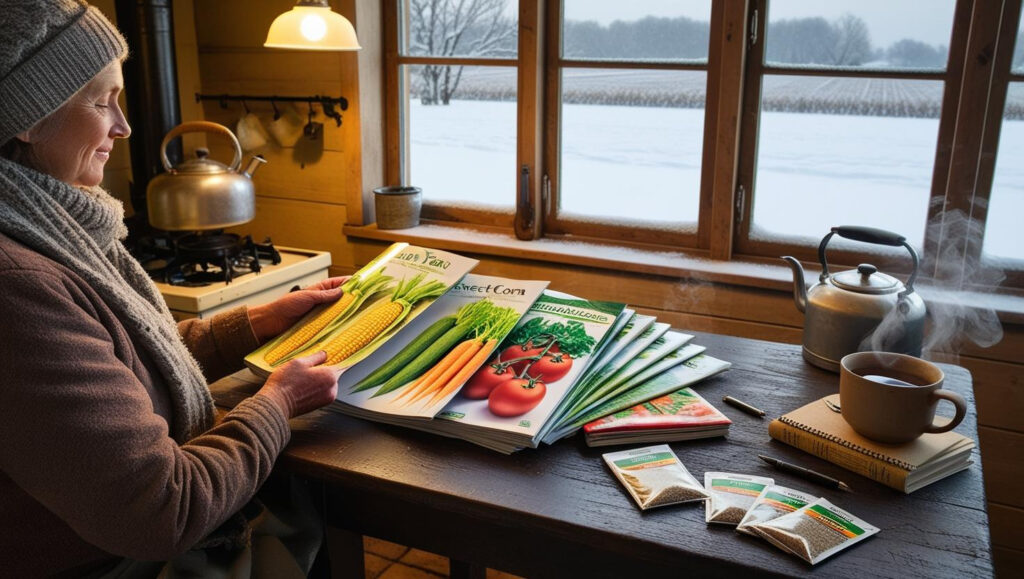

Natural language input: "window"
[385,1,1024,291]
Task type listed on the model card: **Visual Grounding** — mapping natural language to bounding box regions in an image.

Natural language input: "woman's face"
[17,62,131,187]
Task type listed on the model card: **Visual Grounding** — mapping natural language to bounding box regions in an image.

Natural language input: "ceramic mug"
[236,112,269,153]
[839,351,967,444]
[268,103,305,147]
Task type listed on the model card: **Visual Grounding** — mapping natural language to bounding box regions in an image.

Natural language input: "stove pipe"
[114,0,183,231]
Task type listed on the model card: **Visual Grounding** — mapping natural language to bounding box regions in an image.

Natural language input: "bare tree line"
[406,1,1024,118]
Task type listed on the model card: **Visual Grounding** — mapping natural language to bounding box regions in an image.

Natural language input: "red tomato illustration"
[487,378,547,417]
[461,359,515,400]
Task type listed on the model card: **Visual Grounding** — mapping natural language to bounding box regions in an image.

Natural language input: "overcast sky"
[561,1,958,49]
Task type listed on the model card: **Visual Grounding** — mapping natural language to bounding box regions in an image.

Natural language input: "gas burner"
[136,231,282,286]
[176,233,244,262]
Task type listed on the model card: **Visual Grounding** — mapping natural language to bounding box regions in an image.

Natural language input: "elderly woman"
[0,1,343,576]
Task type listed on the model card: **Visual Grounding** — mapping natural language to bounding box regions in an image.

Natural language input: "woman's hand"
[247,276,350,342]
[258,351,341,418]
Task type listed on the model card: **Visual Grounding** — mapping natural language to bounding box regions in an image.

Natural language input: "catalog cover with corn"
[245,243,478,378]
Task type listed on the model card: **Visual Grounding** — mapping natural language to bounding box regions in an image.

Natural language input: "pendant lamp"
[265,0,362,51]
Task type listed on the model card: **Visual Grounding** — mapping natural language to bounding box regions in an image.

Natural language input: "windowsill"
[343,222,1024,323]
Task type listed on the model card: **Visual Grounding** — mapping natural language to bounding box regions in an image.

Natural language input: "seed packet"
[603,444,710,510]
[703,472,774,525]
[745,498,880,565]
[736,485,818,536]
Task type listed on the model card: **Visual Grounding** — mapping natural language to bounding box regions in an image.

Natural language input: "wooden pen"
[722,395,766,417]
[758,454,853,492]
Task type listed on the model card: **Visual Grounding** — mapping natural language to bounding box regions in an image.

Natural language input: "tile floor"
[363,537,522,579]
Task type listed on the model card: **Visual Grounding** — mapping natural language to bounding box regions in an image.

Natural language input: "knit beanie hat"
[0,0,128,145]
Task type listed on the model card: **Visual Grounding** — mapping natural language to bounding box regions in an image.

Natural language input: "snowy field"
[408,98,1022,261]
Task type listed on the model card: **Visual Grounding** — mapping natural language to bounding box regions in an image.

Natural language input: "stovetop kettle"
[147,121,266,231]
[782,226,927,372]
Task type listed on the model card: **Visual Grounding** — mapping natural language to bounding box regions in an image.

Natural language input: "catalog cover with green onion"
[245,243,478,377]
[332,273,549,419]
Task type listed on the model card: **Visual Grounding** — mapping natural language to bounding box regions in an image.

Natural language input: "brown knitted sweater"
[0,232,290,576]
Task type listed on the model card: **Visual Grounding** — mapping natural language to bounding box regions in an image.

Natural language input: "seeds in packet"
[745,498,880,565]
[704,472,774,525]
[736,485,818,536]
[603,445,710,510]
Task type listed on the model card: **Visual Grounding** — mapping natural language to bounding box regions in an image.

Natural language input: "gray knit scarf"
[0,157,214,443]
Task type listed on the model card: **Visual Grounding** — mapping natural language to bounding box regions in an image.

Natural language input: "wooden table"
[210,333,992,578]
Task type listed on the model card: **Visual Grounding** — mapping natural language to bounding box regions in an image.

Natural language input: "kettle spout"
[781,256,808,313]
[242,155,267,178]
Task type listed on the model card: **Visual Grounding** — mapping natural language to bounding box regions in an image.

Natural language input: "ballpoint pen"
[758,454,853,492]
[722,395,766,418]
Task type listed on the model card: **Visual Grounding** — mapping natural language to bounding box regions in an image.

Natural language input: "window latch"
[516,164,536,239]
[735,184,746,223]
[542,173,551,216]
[749,8,758,47]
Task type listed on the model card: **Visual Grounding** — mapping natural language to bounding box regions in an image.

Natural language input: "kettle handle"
[817,226,920,297]
[160,121,242,173]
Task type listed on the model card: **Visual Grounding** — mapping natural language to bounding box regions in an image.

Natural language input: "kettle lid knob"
[857,263,877,277]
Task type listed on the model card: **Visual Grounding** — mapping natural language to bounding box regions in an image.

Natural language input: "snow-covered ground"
[407,98,1021,261]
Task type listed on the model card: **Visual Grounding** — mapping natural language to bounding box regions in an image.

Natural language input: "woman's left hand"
[247,276,349,341]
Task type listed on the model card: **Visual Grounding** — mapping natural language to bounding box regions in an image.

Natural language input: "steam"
[862,208,1004,358]
[920,208,1004,352]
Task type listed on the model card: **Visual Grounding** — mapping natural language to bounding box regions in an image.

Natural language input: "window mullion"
[515,0,545,240]
[731,0,766,257]
[384,1,402,186]
[968,0,1023,285]
[542,0,561,236]
[704,0,752,260]
[935,0,1006,286]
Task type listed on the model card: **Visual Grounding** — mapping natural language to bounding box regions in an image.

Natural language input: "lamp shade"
[265,1,361,51]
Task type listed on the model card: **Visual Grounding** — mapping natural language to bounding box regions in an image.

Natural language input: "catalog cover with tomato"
[245,243,478,378]
[431,290,627,451]
[582,387,731,447]
[332,273,549,419]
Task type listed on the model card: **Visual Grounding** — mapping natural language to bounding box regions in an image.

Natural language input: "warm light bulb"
[300,14,327,41]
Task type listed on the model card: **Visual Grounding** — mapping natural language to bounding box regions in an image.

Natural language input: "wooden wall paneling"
[171,0,205,157]
[993,546,1024,576]
[633,307,803,344]
[354,0,384,225]
[197,51,347,84]
[93,0,134,210]
[226,197,352,266]
[928,320,1024,366]
[192,1,286,48]
[977,426,1024,508]
[928,355,1023,432]
[988,503,1024,552]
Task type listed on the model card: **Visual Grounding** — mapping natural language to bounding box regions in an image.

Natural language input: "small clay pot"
[374,186,422,229]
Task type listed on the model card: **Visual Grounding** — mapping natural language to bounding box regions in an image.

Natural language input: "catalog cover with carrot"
[428,290,628,452]
[245,243,478,378]
[333,274,549,418]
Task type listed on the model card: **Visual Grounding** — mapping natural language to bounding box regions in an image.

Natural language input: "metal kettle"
[147,121,266,231]
[782,226,927,372]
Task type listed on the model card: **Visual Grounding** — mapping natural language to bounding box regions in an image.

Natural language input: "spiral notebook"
[768,394,974,493]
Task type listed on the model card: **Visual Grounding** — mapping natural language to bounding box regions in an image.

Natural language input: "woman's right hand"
[257,351,341,419]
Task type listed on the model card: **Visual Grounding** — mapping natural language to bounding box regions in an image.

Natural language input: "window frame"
[383,0,1024,292]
